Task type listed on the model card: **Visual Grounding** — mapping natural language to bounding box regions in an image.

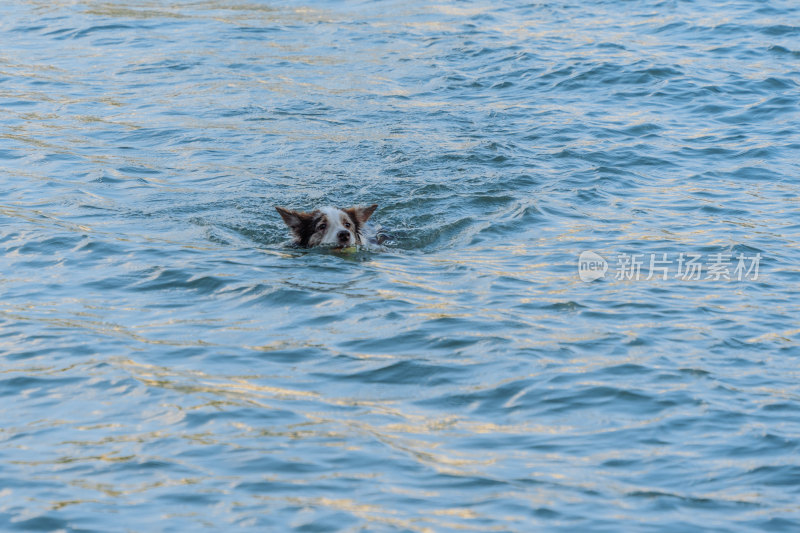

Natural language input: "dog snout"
[337,230,351,243]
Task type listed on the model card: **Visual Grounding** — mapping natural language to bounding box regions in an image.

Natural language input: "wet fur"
[276,204,378,248]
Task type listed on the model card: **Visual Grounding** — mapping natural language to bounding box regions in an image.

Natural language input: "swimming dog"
[276,204,378,248]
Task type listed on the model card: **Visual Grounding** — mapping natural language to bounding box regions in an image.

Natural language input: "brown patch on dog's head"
[343,204,378,225]
[275,206,319,247]
[342,204,378,243]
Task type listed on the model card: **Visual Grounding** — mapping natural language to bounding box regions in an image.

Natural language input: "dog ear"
[275,206,307,232]
[347,204,378,225]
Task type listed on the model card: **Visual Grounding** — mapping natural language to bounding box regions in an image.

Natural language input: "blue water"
[1,0,799,531]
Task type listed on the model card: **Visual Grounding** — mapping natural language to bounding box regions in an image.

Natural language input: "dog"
[276,204,378,248]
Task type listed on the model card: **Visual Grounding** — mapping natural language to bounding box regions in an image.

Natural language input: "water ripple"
[1,0,800,531]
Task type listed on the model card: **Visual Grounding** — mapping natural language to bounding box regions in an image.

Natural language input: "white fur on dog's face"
[275,204,378,248]
[309,206,357,247]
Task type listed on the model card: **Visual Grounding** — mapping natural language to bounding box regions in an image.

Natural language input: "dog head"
[276,204,378,248]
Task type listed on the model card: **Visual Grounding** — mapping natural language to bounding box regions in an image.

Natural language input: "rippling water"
[1,1,799,531]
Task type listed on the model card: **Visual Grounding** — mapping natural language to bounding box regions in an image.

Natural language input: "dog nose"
[337,230,350,242]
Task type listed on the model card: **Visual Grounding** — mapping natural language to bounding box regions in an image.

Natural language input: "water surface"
[1,1,800,531]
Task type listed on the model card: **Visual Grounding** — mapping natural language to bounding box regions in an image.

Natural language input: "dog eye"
[344,222,351,228]
[318,223,327,230]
